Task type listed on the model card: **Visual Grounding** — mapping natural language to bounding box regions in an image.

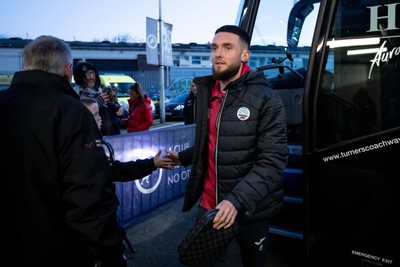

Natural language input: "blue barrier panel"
[104,124,195,228]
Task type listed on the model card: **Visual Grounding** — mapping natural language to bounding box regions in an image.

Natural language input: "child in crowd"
[80,91,174,181]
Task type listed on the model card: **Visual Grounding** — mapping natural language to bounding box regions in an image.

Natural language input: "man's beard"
[212,62,241,81]
[85,79,96,89]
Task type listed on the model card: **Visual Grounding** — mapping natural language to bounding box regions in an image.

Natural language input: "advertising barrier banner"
[104,124,195,227]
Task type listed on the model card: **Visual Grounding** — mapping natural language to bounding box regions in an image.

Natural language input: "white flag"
[146,17,159,65]
[162,22,173,66]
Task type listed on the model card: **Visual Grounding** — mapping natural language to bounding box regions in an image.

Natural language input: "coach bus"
[236,0,400,266]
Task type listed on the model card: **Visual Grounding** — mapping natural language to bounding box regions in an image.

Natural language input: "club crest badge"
[237,107,250,121]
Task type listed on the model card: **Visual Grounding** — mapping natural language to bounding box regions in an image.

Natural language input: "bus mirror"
[287,0,315,48]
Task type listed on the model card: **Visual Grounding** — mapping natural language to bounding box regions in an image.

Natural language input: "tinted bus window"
[316,1,400,148]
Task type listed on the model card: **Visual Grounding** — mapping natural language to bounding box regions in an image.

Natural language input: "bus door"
[237,0,320,242]
[238,0,400,266]
[302,0,400,266]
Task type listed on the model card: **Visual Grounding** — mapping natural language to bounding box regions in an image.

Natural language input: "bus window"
[316,1,400,148]
[250,0,319,48]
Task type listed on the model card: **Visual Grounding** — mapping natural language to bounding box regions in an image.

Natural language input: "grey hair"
[22,35,72,75]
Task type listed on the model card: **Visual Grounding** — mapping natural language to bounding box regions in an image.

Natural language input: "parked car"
[165,93,189,121]
[149,92,172,119]
[0,74,13,90]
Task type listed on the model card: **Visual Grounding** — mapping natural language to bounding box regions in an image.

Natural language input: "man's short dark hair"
[215,25,250,47]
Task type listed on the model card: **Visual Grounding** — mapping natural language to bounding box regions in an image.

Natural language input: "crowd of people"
[73,59,155,135]
[73,60,123,136]
[1,24,288,267]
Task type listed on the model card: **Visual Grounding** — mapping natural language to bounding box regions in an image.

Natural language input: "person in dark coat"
[183,80,197,125]
[167,25,288,267]
[0,36,127,266]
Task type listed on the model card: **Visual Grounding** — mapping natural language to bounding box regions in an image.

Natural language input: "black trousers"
[197,206,270,267]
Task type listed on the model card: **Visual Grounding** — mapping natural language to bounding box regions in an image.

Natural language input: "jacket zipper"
[214,92,227,206]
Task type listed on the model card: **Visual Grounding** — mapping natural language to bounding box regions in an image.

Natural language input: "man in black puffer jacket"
[167,25,288,267]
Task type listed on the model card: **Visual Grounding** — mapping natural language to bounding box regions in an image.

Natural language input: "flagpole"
[158,0,165,124]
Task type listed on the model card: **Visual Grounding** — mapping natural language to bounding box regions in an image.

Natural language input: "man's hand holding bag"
[177,208,239,266]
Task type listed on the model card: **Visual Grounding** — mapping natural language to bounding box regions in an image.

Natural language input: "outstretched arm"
[111,150,174,182]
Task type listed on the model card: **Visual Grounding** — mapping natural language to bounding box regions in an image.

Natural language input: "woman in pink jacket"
[122,82,153,132]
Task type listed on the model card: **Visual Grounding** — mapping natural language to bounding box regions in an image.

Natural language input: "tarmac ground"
[123,197,304,267]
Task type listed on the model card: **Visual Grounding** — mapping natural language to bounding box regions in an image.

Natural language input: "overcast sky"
[0,0,241,44]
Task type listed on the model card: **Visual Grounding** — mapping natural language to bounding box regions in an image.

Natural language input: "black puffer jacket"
[179,70,288,222]
[0,70,125,266]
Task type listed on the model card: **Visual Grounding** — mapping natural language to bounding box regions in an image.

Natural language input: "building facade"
[0,38,310,95]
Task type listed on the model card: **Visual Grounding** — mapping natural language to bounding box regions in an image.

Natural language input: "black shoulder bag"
[177,209,239,266]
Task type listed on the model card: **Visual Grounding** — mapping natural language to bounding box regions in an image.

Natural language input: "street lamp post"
[158,0,166,124]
